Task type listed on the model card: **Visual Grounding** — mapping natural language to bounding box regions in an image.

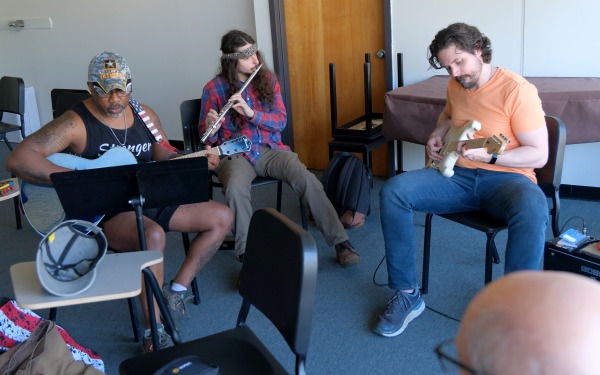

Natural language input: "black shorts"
[142,206,178,232]
[102,205,178,232]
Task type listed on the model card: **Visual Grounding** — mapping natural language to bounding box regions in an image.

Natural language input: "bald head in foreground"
[457,271,600,375]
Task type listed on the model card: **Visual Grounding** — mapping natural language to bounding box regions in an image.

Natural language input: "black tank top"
[71,101,154,162]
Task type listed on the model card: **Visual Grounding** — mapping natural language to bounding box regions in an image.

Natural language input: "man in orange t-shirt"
[373,22,549,338]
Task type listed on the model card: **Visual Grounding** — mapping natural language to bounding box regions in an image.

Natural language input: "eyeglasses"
[434,338,480,374]
[92,82,131,98]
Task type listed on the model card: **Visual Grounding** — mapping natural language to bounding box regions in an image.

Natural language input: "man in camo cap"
[6,50,234,353]
[88,51,132,96]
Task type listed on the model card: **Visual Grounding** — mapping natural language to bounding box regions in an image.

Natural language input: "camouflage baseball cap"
[88,51,132,94]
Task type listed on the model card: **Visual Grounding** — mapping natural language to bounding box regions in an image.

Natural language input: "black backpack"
[320,152,373,228]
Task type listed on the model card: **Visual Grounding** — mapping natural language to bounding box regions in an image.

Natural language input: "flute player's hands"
[229,92,255,119]
[206,108,224,137]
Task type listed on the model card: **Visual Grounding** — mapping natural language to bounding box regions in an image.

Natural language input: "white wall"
[0,0,273,140]
[389,0,524,86]
[389,0,600,187]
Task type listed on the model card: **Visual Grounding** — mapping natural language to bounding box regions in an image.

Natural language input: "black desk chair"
[421,115,566,293]
[50,88,90,118]
[54,91,92,118]
[0,76,26,151]
[120,208,318,375]
[0,76,26,229]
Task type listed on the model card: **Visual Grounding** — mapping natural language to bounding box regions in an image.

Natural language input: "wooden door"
[284,0,388,176]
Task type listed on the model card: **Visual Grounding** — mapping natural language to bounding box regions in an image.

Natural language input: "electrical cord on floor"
[372,254,462,323]
[372,254,388,286]
[426,305,461,323]
[559,215,587,236]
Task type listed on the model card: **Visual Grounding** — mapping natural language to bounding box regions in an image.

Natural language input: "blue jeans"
[379,167,548,290]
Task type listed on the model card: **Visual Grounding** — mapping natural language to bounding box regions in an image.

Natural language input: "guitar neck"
[446,138,490,151]
[173,147,219,160]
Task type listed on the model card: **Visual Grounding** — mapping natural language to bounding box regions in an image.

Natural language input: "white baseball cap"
[36,220,107,297]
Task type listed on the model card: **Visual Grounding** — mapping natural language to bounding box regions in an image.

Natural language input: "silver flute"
[201,63,263,143]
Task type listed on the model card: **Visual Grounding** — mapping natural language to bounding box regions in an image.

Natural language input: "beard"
[455,73,479,89]
[106,104,126,118]
[455,59,483,89]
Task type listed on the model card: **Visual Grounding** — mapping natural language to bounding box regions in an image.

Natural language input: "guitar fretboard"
[442,137,501,155]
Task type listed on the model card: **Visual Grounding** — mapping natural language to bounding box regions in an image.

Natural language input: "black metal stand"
[50,155,210,349]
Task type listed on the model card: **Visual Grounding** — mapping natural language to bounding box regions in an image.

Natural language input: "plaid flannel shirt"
[199,72,290,165]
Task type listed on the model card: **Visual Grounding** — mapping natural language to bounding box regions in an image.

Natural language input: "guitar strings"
[93,102,128,147]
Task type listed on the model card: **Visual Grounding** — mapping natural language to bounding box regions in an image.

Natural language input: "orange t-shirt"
[444,68,546,183]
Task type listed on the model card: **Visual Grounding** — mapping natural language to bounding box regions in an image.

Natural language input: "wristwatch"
[488,153,498,165]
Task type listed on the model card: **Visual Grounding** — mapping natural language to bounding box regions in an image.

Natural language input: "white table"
[10,251,162,309]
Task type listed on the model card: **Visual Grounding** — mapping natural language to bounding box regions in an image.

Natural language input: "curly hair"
[427,23,492,70]
[219,30,274,107]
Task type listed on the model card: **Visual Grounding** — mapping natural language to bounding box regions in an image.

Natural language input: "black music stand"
[51,156,210,349]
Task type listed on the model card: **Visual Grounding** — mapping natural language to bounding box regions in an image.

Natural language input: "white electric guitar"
[21,136,252,236]
[429,120,509,177]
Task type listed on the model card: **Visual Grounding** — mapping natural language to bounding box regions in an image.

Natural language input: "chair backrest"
[54,92,92,118]
[535,115,567,189]
[0,76,25,116]
[179,98,202,154]
[239,208,318,368]
[51,88,90,118]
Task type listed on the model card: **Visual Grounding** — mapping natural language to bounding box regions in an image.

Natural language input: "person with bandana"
[6,51,234,353]
[200,30,360,268]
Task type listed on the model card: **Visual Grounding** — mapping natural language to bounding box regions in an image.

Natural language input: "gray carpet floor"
[1,145,599,374]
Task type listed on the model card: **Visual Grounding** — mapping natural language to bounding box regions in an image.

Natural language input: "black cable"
[559,215,586,235]
[372,254,388,286]
[373,255,462,323]
[425,305,461,323]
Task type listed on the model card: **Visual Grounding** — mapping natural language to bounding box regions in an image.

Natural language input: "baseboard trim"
[560,184,600,201]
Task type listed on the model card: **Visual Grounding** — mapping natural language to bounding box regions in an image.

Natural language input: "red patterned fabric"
[0,299,105,372]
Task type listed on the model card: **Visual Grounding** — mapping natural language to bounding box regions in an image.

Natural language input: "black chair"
[54,91,92,118]
[421,115,566,294]
[179,98,308,236]
[120,208,318,375]
[50,88,90,118]
[0,76,26,229]
[0,76,27,151]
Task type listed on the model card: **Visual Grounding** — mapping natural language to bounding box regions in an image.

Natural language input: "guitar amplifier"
[544,238,600,281]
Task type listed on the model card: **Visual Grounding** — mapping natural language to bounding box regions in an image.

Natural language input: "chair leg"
[421,213,434,294]
[276,180,283,212]
[49,299,141,342]
[484,233,501,284]
[299,198,308,230]
[551,191,560,238]
[181,232,200,305]
[10,173,22,229]
[12,195,22,229]
[128,297,141,342]
[2,135,14,152]
[142,268,181,346]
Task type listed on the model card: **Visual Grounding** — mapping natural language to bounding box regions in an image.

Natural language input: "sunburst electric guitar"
[429,120,509,177]
[21,136,251,236]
